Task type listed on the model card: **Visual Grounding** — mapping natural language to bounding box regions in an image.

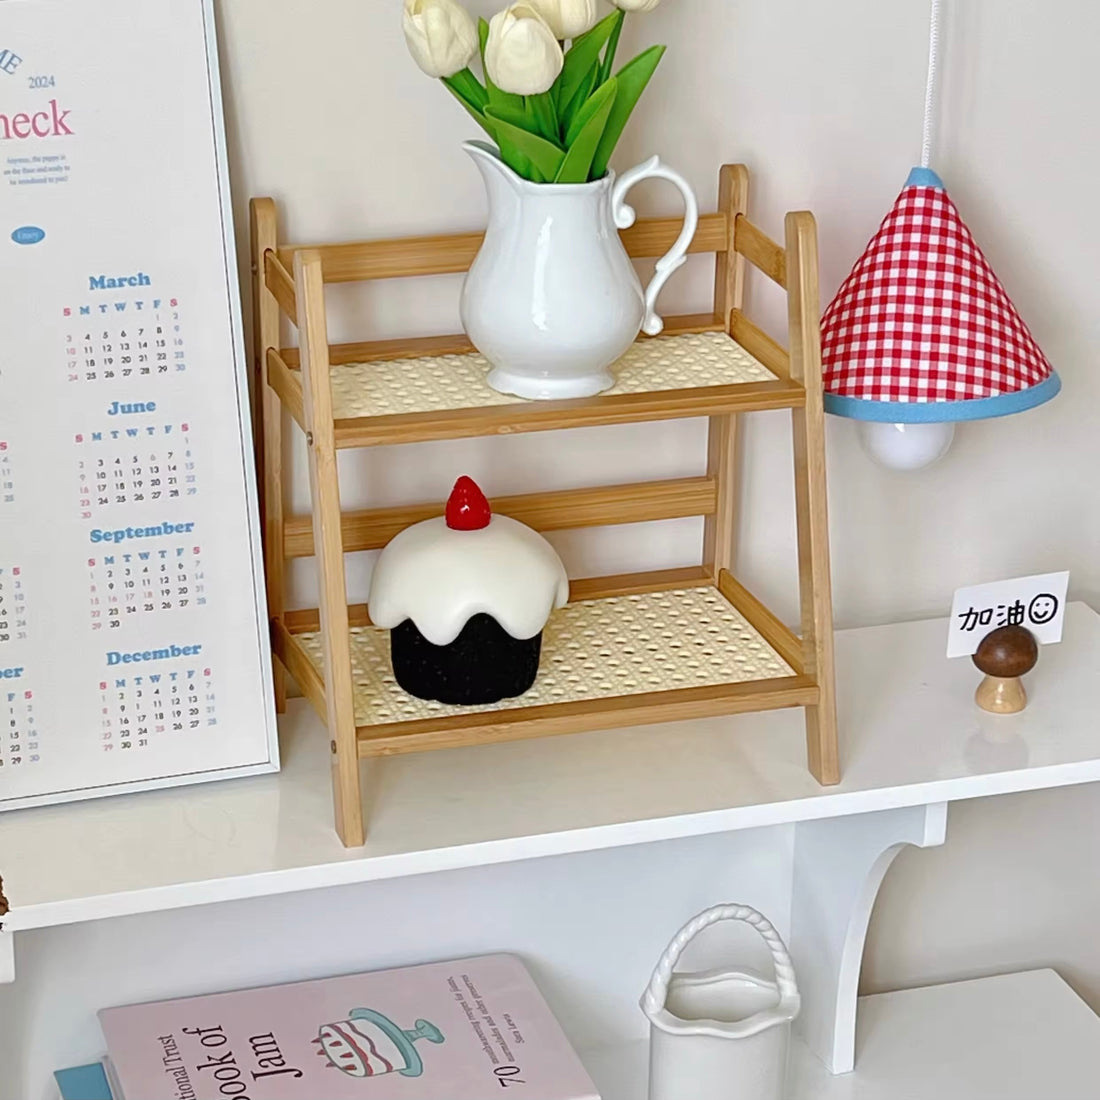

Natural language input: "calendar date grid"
[89,543,206,630]
[0,565,29,645]
[1,686,39,769]
[63,297,186,384]
[100,664,217,752]
[75,423,197,519]
[0,441,14,506]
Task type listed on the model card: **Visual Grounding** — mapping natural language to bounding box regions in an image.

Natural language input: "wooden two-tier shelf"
[251,164,839,847]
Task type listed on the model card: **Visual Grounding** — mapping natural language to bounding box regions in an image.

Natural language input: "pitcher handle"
[642,904,799,1019]
[612,157,699,337]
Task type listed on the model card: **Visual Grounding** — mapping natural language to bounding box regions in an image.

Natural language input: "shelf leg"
[703,413,738,577]
[785,211,839,785]
[789,802,949,1074]
[714,163,749,333]
[295,250,365,848]
[704,165,749,580]
[251,198,288,714]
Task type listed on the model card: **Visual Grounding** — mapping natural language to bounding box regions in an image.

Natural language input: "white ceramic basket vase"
[642,904,801,1100]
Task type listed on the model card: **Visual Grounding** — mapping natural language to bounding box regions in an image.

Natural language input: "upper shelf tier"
[3,603,1099,935]
[269,321,802,448]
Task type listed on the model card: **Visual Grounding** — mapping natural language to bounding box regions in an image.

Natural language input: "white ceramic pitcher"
[642,904,801,1100]
[460,141,699,401]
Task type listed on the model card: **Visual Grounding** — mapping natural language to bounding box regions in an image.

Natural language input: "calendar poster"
[0,0,278,810]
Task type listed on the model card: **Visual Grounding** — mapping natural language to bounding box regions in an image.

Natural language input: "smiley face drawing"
[1028,593,1059,626]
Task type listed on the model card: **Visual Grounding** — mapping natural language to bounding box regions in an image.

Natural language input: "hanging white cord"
[921,0,942,168]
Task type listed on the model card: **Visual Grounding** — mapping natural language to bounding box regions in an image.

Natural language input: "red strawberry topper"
[445,476,492,531]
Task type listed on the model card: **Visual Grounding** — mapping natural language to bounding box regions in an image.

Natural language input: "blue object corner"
[905,166,945,189]
[54,1064,114,1100]
[824,371,1062,424]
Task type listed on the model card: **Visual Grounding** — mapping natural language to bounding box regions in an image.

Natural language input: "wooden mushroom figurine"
[972,625,1038,714]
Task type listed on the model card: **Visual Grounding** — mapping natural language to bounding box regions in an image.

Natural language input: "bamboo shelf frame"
[251,163,838,848]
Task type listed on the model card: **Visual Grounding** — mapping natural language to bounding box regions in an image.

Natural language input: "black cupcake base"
[390,614,543,706]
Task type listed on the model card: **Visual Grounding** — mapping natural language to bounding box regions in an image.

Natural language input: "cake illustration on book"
[368,476,569,705]
[314,1010,443,1078]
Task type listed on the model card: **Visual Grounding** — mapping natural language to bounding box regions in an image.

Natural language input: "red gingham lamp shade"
[821,168,1060,423]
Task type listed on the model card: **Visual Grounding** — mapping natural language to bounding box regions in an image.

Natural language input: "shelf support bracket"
[788,801,948,1074]
[0,929,13,984]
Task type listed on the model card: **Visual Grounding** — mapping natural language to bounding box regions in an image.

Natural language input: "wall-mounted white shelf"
[3,603,1098,936]
[3,605,1099,1096]
[586,969,1100,1099]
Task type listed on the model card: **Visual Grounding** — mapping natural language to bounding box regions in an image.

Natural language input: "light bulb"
[857,420,955,471]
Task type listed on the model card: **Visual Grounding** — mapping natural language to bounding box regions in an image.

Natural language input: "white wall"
[214,0,1100,1006]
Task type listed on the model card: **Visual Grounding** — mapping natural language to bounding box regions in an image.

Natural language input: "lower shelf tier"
[584,970,1100,1099]
[279,580,815,757]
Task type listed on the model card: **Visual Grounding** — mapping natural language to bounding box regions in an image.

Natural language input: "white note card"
[947,572,1070,659]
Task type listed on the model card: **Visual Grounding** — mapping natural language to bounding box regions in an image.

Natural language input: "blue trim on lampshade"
[905,166,946,189]
[824,371,1061,423]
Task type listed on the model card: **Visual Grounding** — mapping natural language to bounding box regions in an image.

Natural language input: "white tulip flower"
[485,4,565,96]
[526,0,600,39]
[403,0,479,79]
[613,0,663,11]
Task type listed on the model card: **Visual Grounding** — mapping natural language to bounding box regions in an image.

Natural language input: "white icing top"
[368,515,569,646]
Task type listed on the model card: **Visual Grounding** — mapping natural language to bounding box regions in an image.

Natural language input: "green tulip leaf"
[441,76,508,163]
[597,9,626,86]
[444,85,500,149]
[565,74,615,148]
[526,92,561,145]
[591,44,666,179]
[485,99,537,177]
[487,97,528,130]
[557,77,617,183]
[557,11,620,111]
[560,64,599,137]
[442,69,488,128]
[484,108,566,181]
[442,80,484,124]
[444,67,488,113]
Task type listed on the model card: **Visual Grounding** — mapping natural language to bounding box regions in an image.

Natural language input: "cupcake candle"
[368,476,569,705]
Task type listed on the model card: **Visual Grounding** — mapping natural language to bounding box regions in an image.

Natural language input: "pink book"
[98,954,600,1100]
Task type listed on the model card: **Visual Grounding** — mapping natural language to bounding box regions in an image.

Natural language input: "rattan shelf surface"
[291,586,804,755]
[298,330,801,448]
[330,331,776,418]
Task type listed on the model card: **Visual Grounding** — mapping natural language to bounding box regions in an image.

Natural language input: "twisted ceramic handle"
[643,904,799,1018]
[612,157,699,337]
